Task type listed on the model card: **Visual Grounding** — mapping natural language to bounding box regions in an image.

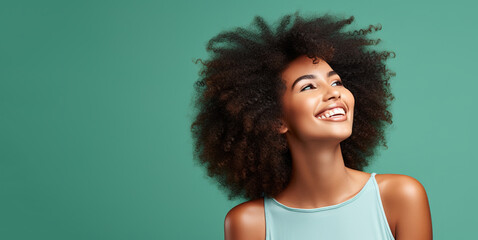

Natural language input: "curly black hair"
[190,12,395,201]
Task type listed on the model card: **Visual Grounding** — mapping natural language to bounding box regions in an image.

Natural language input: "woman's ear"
[279,120,288,134]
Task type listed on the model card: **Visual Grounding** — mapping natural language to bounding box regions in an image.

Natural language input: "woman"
[190,12,432,240]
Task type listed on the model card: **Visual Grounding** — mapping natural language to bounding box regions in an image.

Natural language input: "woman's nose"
[322,84,341,100]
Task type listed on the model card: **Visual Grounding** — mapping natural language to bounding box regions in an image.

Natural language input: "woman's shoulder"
[224,198,265,240]
[374,172,428,198]
[375,172,432,238]
[375,172,429,211]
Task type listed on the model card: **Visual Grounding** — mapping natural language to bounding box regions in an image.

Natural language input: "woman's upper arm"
[394,175,433,240]
[224,200,265,240]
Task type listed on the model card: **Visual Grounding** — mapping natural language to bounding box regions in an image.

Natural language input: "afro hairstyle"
[190,12,395,200]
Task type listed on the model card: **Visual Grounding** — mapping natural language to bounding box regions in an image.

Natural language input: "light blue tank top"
[263,172,395,240]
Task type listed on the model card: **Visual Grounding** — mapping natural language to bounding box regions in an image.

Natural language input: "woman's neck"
[273,140,358,209]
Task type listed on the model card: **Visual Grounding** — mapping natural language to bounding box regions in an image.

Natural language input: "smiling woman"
[190,12,432,240]
[278,56,355,142]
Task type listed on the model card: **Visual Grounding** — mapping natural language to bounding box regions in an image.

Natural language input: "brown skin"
[224,173,432,240]
[224,56,432,240]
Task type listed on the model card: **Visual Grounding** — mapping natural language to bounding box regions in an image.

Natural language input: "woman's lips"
[317,114,347,121]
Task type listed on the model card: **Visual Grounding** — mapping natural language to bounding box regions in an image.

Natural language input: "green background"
[1,0,476,239]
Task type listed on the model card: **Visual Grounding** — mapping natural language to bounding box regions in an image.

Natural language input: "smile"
[316,108,347,121]
[317,114,347,121]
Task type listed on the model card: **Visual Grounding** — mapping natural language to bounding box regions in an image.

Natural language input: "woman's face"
[279,55,355,143]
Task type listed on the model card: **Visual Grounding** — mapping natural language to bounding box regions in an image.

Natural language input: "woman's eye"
[300,84,315,92]
[300,81,343,92]
[332,81,343,86]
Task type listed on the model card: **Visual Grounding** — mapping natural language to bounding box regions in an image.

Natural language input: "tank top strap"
[263,197,272,240]
[370,172,396,239]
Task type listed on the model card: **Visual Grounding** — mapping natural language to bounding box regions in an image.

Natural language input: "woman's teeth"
[317,107,345,119]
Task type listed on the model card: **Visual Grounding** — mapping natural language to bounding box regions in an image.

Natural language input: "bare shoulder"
[224,198,265,240]
[375,173,429,203]
[375,173,433,239]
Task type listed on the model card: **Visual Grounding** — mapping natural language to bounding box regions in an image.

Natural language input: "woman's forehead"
[281,56,335,86]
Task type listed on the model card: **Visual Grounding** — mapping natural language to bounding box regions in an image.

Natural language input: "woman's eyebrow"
[291,74,315,90]
[328,70,338,77]
[291,71,338,90]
